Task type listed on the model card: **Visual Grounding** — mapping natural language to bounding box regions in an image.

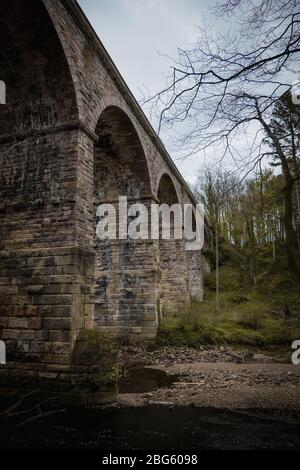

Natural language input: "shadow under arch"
[157,175,206,305]
[0,0,81,368]
[93,105,158,341]
[0,0,79,137]
[157,173,180,206]
[94,105,152,200]
[91,96,154,194]
[156,173,190,317]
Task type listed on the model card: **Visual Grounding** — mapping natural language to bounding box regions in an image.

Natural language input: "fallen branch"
[0,390,38,417]
[0,391,66,428]
[6,398,54,418]
[17,408,66,428]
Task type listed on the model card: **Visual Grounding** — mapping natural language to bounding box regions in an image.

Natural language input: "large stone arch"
[91,95,154,190]
[41,0,82,119]
[0,0,84,368]
[91,96,154,195]
[0,0,80,247]
[92,96,141,134]
[156,173,190,316]
[0,0,79,138]
[92,104,158,341]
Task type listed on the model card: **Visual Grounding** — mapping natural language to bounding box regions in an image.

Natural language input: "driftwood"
[17,408,66,428]
[0,390,65,427]
[0,390,38,417]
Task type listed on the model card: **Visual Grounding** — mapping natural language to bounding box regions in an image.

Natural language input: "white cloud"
[78,0,207,93]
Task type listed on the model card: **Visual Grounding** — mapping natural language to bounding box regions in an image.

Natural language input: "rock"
[253,354,274,363]
[148,401,174,406]
[230,354,244,363]
[244,352,254,361]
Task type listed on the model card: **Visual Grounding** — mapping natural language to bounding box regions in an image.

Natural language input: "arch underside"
[0,0,79,223]
[157,174,190,316]
[0,0,78,137]
[0,0,82,367]
[93,106,158,339]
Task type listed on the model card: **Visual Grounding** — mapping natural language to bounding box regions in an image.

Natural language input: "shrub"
[236,310,265,330]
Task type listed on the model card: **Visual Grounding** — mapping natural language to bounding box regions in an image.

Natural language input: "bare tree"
[261,92,300,269]
[145,0,300,282]
[197,169,240,311]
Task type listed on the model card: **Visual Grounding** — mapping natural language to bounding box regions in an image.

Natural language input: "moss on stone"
[72,329,119,367]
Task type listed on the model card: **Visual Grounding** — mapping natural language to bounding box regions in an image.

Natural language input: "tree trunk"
[282,182,300,283]
[215,224,220,313]
[246,219,256,286]
[257,111,300,285]
[295,180,300,251]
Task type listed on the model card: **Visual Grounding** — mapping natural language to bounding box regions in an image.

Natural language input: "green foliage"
[157,243,300,348]
[236,309,265,330]
[158,304,298,348]
[196,168,286,254]
[204,266,243,292]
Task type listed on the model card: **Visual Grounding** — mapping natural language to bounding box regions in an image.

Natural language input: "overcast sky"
[77,0,231,185]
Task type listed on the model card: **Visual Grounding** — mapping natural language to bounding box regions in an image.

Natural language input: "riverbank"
[1,345,300,450]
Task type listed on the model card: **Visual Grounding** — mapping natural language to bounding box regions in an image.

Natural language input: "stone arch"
[41,0,81,120]
[94,105,152,200]
[92,96,154,195]
[157,173,180,206]
[0,0,81,368]
[93,104,158,340]
[0,0,80,241]
[156,171,181,205]
[92,96,138,132]
[0,0,79,136]
[157,173,189,316]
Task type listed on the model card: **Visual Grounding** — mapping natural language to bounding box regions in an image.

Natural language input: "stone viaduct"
[0,0,207,403]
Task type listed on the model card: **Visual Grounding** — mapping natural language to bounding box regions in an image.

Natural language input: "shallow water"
[1,404,300,450]
[118,367,178,394]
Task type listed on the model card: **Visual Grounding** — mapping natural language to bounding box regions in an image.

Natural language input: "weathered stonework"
[0,0,205,403]
[186,252,205,303]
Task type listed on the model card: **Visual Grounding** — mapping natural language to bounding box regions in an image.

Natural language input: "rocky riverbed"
[1,346,300,450]
[118,345,300,409]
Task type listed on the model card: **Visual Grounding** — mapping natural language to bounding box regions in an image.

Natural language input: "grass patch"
[157,307,298,348]
[157,244,300,349]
